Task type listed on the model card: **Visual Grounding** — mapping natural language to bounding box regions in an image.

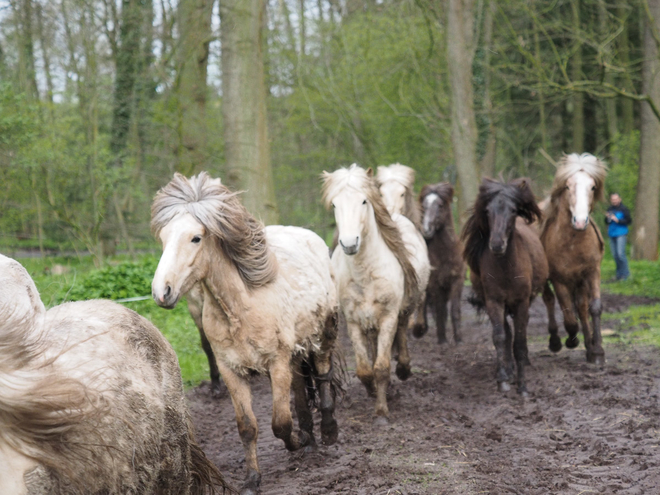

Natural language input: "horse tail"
[187,416,234,494]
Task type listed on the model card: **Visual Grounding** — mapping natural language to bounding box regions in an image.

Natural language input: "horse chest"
[340,279,396,328]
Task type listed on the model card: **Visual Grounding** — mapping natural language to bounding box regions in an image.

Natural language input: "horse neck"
[552,191,574,228]
[347,209,389,271]
[202,245,250,326]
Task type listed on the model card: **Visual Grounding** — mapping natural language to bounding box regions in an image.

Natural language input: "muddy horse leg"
[543,282,561,353]
[187,296,223,395]
[554,282,580,349]
[512,301,531,396]
[291,358,317,452]
[373,313,399,423]
[346,319,375,396]
[503,317,514,380]
[269,357,311,452]
[575,285,595,362]
[413,289,431,338]
[485,299,511,392]
[216,361,261,495]
[314,312,339,445]
[588,274,604,365]
[395,312,412,381]
[434,288,450,345]
[450,279,463,344]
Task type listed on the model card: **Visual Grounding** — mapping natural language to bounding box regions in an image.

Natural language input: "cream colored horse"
[151,172,340,495]
[0,255,226,495]
[376,163,427,336]
[323,164,430,423]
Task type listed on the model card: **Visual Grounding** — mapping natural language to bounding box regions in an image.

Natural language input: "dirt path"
[188,292,660,494]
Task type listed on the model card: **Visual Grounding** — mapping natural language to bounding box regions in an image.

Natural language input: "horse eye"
[591,186,596,191]
[400,193,405,197]
[191,236,202,244]
[362,199,367,205]
[331,203,336,209]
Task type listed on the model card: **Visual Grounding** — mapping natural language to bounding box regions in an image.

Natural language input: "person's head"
[610,193,621,206]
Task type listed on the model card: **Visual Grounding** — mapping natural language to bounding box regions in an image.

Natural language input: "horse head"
[420,183,454,240]
[0,254,45,331]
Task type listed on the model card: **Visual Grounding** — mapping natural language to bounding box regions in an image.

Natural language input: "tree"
[632,0,660,260]
[220,0,279,224]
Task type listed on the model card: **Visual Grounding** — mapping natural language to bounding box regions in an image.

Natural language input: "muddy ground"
[188,291,660,494]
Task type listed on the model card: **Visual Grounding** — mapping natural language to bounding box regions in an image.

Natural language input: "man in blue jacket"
[605,193,632,281]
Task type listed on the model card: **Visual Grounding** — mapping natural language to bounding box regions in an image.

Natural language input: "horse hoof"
[587,353,605,365]
[437,337,448,345]
[210,382,225,399]
[548,336,562,353]
[565,336,580,349]
[373,415,389,426]
[302,441,319,454]
[321,419,339,446]
[517,388,529,398]
[412,324,427,338]
[454,336,463,345]
[396,363,412,381]
[498,381,511,392]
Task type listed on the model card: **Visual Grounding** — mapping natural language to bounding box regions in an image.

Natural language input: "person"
[605,193,632,281]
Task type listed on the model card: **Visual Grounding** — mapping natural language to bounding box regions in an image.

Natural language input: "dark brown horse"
[540,153,608,364]
[415,182,465,344]
[462,178,548,396]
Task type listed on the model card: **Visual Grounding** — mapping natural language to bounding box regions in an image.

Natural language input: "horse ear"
[366,167,373,177]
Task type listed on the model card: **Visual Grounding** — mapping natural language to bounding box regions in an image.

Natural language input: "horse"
[151,172,341,495]
[322,164,430,423]
[462,178,548,396]
[540,153,608,364]
[417,182,465,344]
[376,163,426,336]
[0,254,228,495]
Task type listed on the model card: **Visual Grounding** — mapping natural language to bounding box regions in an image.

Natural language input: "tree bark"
[618,0,635,134]
[479,0,497,179]
[220,0,279,224]
[599,0,618,146]
[10,0,39,101]
[570,0,585,152]
[176,0,214,175]
[447,0,479,217]
[633,0,660,260]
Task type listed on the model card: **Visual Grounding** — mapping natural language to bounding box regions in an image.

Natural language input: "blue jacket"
[605,203,632,238]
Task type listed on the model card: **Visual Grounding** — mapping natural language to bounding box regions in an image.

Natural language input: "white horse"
[151,172,341,495]
[322,164,430,423]
[0,254,226,495]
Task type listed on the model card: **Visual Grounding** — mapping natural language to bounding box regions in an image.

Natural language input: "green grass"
[602,304,660,348]
[601,256,660,299]
[19,255,209,388]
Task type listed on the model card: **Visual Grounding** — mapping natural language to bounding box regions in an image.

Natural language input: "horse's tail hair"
[301,348,347,409]
[187,415,235,494]
[467,290,486,314]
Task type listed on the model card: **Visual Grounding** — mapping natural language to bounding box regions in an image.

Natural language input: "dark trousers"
[609,235,630,280]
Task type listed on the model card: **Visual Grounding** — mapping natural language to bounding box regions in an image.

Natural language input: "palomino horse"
[0,255,227,495]
[462,178,548,395]
[322,164,430,423]
[151,173,341,495]
[540,153,608,364]
[376,163,426,336]
[418,182,465,344]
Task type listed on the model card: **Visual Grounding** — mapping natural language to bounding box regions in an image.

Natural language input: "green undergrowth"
[17,255,208,388]
[602,304,660,348]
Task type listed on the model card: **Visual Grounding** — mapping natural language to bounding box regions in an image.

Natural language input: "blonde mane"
[151,172,277,289]
[322,164,419,303]
[376,163,421,229]
[542,153,608,231]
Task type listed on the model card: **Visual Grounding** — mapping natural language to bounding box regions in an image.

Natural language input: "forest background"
[1,0,660,265]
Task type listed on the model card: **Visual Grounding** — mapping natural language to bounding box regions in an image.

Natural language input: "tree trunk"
[599,0,618,146]
[35,3,54,106]
[618,0,634,134]
[479,0,497,179]
[176,0,214,175]
[10,0,39,101]
[570,0,584,152]
[220,0,279,224]
[447,0,479,217]
[632,0,660,260]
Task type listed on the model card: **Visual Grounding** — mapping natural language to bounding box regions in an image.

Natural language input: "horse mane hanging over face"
[543,153,608,226]
[322,164,419,301]
[151,172,277,289]
[376,163,421,229]
[462,178,541,276]
[420,182,454,205]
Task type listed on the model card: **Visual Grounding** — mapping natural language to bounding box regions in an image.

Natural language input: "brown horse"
[540,153,608,364]
[416,182,465,344]
[462,178,548,395]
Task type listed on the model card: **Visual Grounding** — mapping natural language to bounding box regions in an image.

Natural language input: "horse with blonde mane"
[540,153,608,364]
[0,255,228,495]
[323,164,430,423]
[151,172,341,495]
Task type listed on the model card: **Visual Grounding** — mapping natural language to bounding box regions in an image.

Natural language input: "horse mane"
[419,182,454,205]
[376,163,421,229]
[151,172,278,289]
[541,153,608,232]
[322,164,419,302]
[461,178,542,277]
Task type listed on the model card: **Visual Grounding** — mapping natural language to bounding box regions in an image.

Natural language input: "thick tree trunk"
[176,0,214,174]
[220,0,279,224]
[479,0,496,179]
[618,1,634,134]
[570,0,584,152]
[447,0,479,217]
[599,0,618,146]
[632,0,660,260]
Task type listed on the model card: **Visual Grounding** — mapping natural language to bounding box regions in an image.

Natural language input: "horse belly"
[0,443,38,495]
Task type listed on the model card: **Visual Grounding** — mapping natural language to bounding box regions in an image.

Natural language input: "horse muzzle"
[152,284,180,309]
[339,237,360,256]
[572,216,590,231]
[489,241,507,256]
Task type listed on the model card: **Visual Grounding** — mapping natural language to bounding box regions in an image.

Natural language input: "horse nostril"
[164,285,172,298]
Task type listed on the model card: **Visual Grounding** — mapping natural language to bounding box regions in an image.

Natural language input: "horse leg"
[435,288,449,345]
[554,282,580,349]
[346,320,375,396]
[503,317,514,380]
[542,282,561,353]
[314,312,339,445]
[291,358,317,452]
[412,289,431,338]
[188,298,223,396]
[373,313,399,423]
[485,299,510,392]
[269,357,310,452]
[512,301,531,397]
[588,274,605,365]
[575,285,595,363]
[216,361,260,495]
[450,279,463,344]
[395,312,412,381]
